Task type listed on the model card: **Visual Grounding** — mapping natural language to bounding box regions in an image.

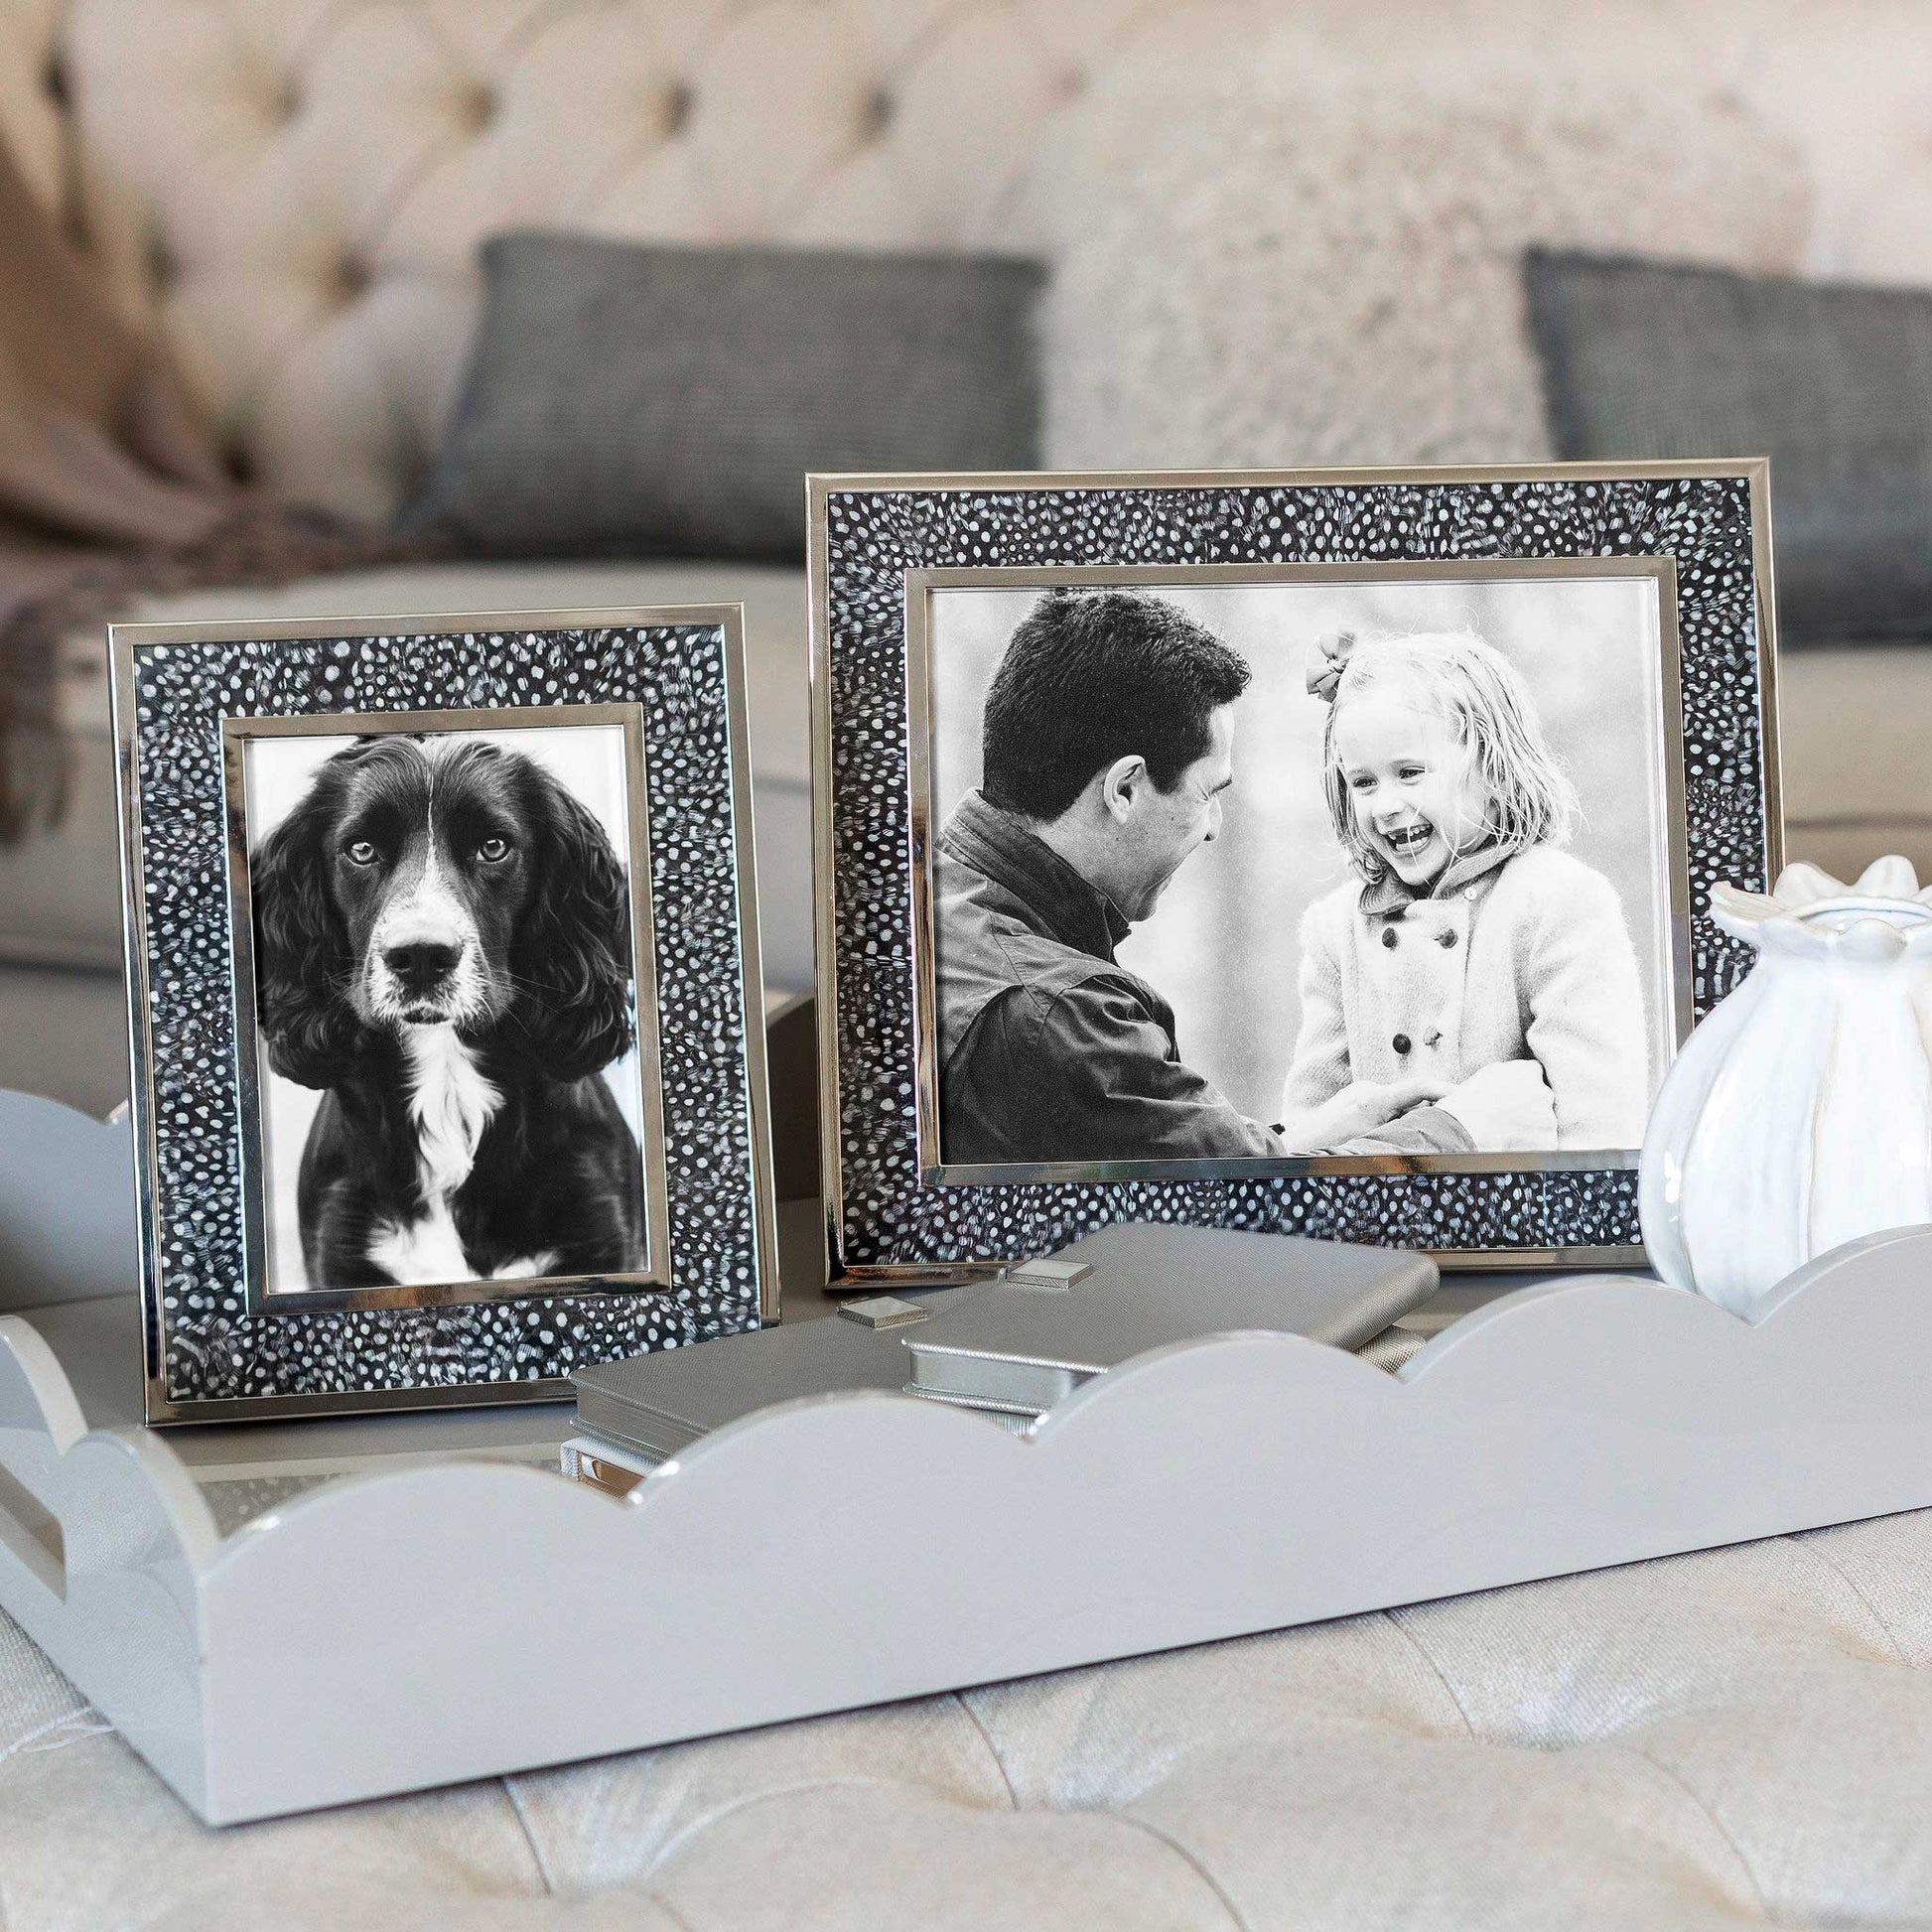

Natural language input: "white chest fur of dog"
[366,1025,502,1286]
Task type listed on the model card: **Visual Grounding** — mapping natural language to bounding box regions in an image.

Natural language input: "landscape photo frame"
[809,464,1781,1284]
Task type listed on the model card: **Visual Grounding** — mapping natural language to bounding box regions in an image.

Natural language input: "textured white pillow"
[1033,37,1812,471]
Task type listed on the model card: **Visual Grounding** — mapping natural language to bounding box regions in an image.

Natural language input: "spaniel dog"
[252,734,646,1291]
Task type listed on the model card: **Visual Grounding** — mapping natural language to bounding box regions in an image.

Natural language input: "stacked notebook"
[567,1223,1438,1489]
[901,1221,1435,1418]
[569,1310,965,1477]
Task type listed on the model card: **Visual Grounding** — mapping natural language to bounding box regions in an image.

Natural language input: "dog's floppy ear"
[251,782,362,1088]
[512,769,635,1081]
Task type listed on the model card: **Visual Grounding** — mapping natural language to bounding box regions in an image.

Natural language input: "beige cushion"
[1035,34,1808,475]
[6,1507,1932,1925]
[1777,646,1932,885]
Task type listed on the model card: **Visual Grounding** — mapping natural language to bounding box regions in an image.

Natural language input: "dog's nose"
[383,939,462,991]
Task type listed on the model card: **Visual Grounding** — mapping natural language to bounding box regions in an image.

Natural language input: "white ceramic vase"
[1640,856,1932,1315]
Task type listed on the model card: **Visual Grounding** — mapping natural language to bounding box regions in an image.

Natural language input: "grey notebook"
[904,1223,1439,1415]
[572,1315,918,1462]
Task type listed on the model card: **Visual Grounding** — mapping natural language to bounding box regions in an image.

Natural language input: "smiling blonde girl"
[1278,629,1648,1155]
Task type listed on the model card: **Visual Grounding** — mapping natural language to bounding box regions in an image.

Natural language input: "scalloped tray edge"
[7,1223,1932,1822]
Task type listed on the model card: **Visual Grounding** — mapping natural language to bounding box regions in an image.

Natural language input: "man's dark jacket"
[932,790,1282,1168]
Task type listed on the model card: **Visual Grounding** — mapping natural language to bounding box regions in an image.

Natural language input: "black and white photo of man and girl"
[926,574,1673,1173]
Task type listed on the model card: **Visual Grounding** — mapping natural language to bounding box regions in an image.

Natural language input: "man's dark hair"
[980,590,1252,821]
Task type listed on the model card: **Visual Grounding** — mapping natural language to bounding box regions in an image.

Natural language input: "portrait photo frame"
[219,700,674,1316]
[114,607,778,1423]
[808,464,1783,1285]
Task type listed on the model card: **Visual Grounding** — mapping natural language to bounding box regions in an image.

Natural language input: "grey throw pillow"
[403,233,1044,563]
[1524,248,1932,645]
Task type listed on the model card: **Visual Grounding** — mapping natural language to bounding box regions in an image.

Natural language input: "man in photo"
[934,590,1460,1168]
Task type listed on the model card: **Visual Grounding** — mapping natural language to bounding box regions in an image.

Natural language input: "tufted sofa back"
[4,0,1166,519]
[2,0,1929,522]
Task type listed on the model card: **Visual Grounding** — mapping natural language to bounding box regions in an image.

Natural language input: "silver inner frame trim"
[903,557,1693,1187]
[219,700,674,1316]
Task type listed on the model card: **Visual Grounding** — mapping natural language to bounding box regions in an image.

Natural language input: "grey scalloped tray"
[4,1090,1931,1826]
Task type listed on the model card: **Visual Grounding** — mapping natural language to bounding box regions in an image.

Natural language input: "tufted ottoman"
[4,1510,1930,1927]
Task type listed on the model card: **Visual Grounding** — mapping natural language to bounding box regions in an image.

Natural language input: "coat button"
[1393,1033,1412,1054]
[1439,929,1458,948]
[1381,925,1399,948]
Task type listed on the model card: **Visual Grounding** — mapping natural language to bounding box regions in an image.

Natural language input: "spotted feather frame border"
[111,608,777,1424]
[807,465,1782,1284]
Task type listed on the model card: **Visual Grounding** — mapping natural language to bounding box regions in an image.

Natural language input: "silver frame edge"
[113,602,779,1424]
[807,462,1785,1285]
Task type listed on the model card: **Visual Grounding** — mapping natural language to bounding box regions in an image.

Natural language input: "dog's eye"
[344,839,379,867]
[477,836,510,864]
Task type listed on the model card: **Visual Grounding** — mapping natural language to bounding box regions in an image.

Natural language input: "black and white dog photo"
[243,721,651,1297]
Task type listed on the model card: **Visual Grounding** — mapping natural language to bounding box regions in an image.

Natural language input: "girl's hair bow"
[1306,630,1358,705]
